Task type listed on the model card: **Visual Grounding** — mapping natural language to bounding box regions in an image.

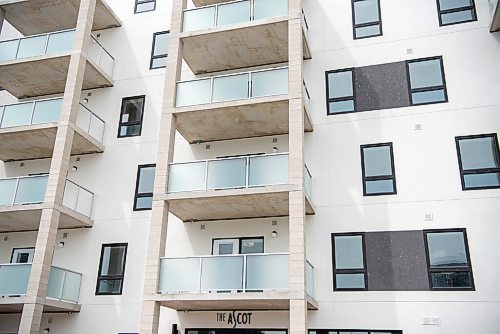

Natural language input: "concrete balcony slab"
[492,0,500,32]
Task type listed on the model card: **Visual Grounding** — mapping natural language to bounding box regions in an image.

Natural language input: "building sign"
[216,311,253,328]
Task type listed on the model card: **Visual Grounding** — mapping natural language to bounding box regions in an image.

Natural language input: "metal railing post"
[245,157,250,188]
[29,101,36,125]
[204,161,209,191]
[12,178,20,205]
[242,255,247,292]
[198,257,203,293]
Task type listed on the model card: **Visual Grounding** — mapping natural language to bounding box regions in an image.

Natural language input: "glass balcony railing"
[0,263,82,303]
[182,0,288,32]
[176,67,288,107]
[304,165,312,199]
[62,180,94,218]
[168,153,289,193]
[306,260,315,298]
[159,253,289,293]
[0,175,48,206]
[0,98,105,144]
[88,35,115,78]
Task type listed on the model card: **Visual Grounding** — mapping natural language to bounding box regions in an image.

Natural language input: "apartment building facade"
[0,0,499,333]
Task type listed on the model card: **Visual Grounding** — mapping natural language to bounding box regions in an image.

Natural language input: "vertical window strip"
[134,164,156,211]
[96,243,128,295]
[135,0,156,14]
[352,0,383,39]
[150,31,170,69]
[406,56,448,106]
[118,95,146,138]
[361,143,397,196]
[332,233,368,291]
[326,69,356,115]
[437,0,477,26]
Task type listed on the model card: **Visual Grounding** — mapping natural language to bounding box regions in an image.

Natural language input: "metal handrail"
[302,79,311,100]
[90,34,115,60]
[170,152,287,166]
[301,9,310,30]
[50,265,84,277]
[0,98,62,129]
[161,252,289,260]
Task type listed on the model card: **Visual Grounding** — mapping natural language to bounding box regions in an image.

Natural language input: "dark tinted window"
[118,96,145,138]
[135,0,156,13]
[134,164,156,210]
[96,244,128,295]
[150,31,169,69]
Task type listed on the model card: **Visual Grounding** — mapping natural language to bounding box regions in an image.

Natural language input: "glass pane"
[138,166,155,193]
[100,245,127,276]
[168,162,206,192]
[408,59,444,89]
[176,79,211,107]
[99,51,114,77]
[328,71,353,98]
[201,256,243,291]
[246,254,288,290]
[334,235,364,269]
[183,7,215,32]
[135,196,153,209]
[1,103,34,128]
[46,30,74,54]
[17,35,47,58]
[431,271,472,288]
[217,1,251,26]
[439,0,472,10]
[61,270,81,303]
[136,1,156,13]
[0,264,31,295]
[249,154,288,186]
[89,115,105,142]
[62,181,79,211]
[252,68,288,97]
[241,238,264,254]
[119,124,141,137]
[76,104,92,133]
[354,0,380,24]
[329,100,355,113]
[459,137,499,170]
[427,232,468,267]
[75,188,93,217]
[46,267,64,300]
[254,0,288,20]
[151,56,167,69]
[121,97,144,123]
[441,9,474,25]
[218,243,235,255]
[207,158,246,189]
[365,179,395,194]
[14,176,48,204]
[306,261,315,297]
[464,173,500,188]
[153,32,169,57]
[32,99,63,124]
[212,74,249,103]
[355,24,381,38]
[97,279,122,294]
[159,257,200,292]
[411,89,446,104]
[336,273,365,289]
[304,165,313,198]
[0,40,20,61]
[363,145,392,177]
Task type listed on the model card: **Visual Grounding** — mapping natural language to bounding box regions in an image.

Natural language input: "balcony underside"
[175,96,314,143]
[164,185,315,222]
[181,18,311,75]
[492,1,500,32]
[0,124,104,162]
[0,297,81,314]
[0,204,92,232]
[0,0,121,35]
[0,54,113,99]
[154,292,318,311]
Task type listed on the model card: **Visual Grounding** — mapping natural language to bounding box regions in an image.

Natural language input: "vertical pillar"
[18,1,96,333]
[139,1,186,333]
[288,1,307,334]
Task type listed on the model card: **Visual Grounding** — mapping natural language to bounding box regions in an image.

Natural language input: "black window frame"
[95,243,128,296]
[134,0,156,14]
[117,95,146,138]
[406,56,448,106]
[360,142,397,196]
[133,164,156,211]
[325,68,356,115]
[211,236,265,255]
[455,133,500,191]
[436,0,477,26]
[150,31,170,70]
[331,232,368,291]
[10,247,35,263]
[351,0,383,40]
[423,229,475,291]
[310,330,403,334]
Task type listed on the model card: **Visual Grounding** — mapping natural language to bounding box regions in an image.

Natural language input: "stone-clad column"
[139,1,186,333]
[18,0,96,333]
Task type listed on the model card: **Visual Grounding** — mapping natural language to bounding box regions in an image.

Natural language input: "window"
[406,57,447,106]
[326,69,355,114]
[331,233,367,291]
[360,143,397,196]
[212,237,264,255]
[134,164,156,211]
[96,243,128,295]
[437,0,476,26]
[310,330,402,334]
[118,96,145,138]
[10,248,35,263]
[135,0,156,13]
[424,229,474,290]
[455,134,500,190]
[352,0,382,39]
[150,31,169,69]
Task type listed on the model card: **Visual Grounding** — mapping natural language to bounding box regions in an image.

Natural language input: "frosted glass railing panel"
[217,1,251,26]
[32,99,63,124]
[168,162,206,192]
[176,79,211,107]
[306,260,315,298]
[201,256,243,291]
[88,35,115,78]
[17,35,47,58]
[46,30,75,54]
[254,0,288,20]
[77,104,105,143]
[246,254,288,290]
[1,103,32,128]
[304,165,312,198]
[0,179,17,206]
[252,68,288,97]
[0,40,19,61]
[14,175,48,205]
[62,180,94,217]
[207,158,247,189]
[212,74,249,103]
[0,99,62,128]
[47,267,82,303]
[0,264,31,296]
[249,154,288,187]
[183,6,215,31]
[159,258,201,293]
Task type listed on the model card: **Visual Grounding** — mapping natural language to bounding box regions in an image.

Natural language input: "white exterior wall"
[1,0,499,333]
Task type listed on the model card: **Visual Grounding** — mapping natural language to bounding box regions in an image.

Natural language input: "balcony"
[0,263,82,313]
[164,153,314,222]
[0,176,94,232]
[0,98,105,161]
[175,67,313,142]
[155,253,317,310]
[180,0,311,74]
[0,0,120,35]
[492,0,500,32]
[0,30,114,98]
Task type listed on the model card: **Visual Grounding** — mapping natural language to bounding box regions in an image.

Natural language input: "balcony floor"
[0,0,121,35]
[164,185,315,222]
[0,53,113,99]
[0,296,81,314]
[181,17,311,75]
